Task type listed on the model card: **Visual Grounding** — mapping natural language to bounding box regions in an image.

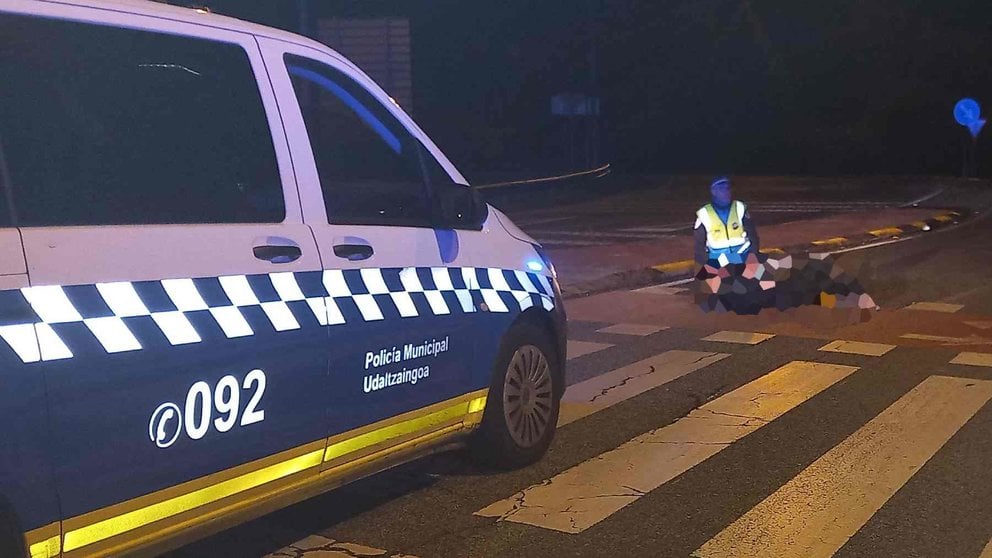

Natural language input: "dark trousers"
[695,254,868,314]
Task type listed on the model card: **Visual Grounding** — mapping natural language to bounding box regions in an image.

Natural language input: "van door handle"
[333,243,374,261]
[253,245,303,263]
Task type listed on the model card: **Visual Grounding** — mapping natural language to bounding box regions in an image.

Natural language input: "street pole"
[972,135,979,178]
[297,0,312,38]
[586,0,600,168]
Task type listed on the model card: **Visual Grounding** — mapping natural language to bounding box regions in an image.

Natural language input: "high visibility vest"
[696,201,750,252]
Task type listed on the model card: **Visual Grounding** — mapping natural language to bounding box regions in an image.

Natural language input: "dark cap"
[710,176,731,191]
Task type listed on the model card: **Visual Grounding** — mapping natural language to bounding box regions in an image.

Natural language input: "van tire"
[470,322,561,470]
[0,511,25,558]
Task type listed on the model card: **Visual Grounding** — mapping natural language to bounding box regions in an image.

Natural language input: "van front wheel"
[470,323,561,469]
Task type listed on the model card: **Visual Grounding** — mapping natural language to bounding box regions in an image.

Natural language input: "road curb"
[559,209,966,300]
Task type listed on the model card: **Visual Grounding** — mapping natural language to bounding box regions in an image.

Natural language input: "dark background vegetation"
[184,1,992,179]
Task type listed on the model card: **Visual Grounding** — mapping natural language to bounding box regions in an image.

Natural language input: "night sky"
[197,1,992,180]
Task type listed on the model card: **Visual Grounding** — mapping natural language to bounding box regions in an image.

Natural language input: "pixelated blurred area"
[694,252,878,320]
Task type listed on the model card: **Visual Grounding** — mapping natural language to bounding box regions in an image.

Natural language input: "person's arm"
[694,221,708,266]
[742,208,760,254]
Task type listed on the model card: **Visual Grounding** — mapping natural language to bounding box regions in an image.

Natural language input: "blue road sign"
[967,119,986,139]
[954,98,981,126]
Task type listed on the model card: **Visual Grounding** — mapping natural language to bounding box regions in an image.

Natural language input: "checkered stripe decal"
[0,267,554,364]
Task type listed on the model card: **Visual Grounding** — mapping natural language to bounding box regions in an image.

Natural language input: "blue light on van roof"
[526,260,544,272]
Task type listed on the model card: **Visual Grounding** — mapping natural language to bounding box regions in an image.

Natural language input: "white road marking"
[693,375,992,558]
[567,340,613,360]
[950,352,992,368]
[532,230,671,240]
[478,361,859,533]
[656,277,696,288]
[965,321,992,330]
[825,236,914,255]
[535,238,615,247]
[819,339,895,357]
[634,284,688,295]
[620,224,694,233]
[557,350,729,427]
[597,323,668,336]
[263,534,417,557]
[901,333,992,346]
[904,302,965,313]
[981,538,992,558]
[517,215,581,227]
[702,331,775,345]
[899,186,946,208]
[751,208,840,213]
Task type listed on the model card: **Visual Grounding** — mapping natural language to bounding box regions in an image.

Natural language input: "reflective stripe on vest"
[698,201,747,250]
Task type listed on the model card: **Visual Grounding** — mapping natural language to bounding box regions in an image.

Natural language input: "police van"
[0,1,566,556]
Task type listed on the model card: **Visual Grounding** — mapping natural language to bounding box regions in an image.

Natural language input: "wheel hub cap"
[503,345,554,448]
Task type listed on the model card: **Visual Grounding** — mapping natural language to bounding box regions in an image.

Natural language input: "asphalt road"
[168,184,992,558]
[493,176,947,249]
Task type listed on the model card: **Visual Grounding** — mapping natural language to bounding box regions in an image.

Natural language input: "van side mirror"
[432,182,488,230]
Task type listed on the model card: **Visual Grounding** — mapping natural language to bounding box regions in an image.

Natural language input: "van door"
[0,216,61,553]
[1,11,327,555]
[260,39,491,461]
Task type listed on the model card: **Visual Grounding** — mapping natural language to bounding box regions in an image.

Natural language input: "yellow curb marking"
[649,211,961,275]
[811,237,847,246]
[652,259,694,273]
[868,226,903,237]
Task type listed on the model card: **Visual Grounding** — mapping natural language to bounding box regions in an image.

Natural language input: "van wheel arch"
[506,308,565,397]
[0,496,27,558]
[469,312,564,469]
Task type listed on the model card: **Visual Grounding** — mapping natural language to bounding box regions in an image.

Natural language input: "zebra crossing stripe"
[566,340,612,360]
[819,339,895,357]
[693,375,992,558]
[0,266,554,364]
[557,350,728,427]
[950,352,992,367]
[476,360,858,533]
[262,534,418,558]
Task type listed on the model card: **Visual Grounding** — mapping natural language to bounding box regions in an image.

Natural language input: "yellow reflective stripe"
[28,535,61,558]
[324,396,485,463]
[56,389,488,555]
[467,395,486,414]
[63,449,324,552]
[25,522,61,558]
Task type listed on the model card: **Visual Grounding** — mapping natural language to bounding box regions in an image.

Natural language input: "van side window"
[0,13,284,226]
[285,55,436,227]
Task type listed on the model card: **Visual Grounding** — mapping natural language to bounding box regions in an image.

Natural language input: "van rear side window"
[285,55,435,228]
[0,13,284,226]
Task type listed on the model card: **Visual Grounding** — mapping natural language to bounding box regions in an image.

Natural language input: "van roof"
[38,0,337,55]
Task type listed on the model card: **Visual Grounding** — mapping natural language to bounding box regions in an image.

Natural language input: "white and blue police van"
[0,1,566,556]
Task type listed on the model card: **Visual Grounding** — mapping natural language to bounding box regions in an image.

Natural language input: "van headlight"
[532,244,557,280]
